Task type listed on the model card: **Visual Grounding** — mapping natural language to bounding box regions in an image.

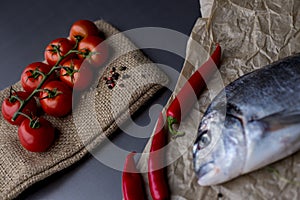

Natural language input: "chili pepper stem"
[167,116,185,138]
[166,44,221,139]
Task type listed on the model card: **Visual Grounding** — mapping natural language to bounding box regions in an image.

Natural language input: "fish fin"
[258,109,300,132]
[244,109,300,172]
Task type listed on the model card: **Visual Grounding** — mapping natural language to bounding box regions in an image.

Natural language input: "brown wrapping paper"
[138,0,300,199]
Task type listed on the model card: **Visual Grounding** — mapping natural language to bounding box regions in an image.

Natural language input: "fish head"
[193,103,246,186]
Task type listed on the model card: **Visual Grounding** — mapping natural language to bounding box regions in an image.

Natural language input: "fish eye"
[198,130,211,150]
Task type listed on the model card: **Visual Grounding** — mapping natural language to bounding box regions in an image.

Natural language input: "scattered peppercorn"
[119,66,127,71]
[106,79,114,85]
[112,73,120,80]
[104,66,127,89]
[108,83,115,89]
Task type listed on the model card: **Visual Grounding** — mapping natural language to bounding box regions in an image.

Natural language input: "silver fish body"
[193,54,300,186]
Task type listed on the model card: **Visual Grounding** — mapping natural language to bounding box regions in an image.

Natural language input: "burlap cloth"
[0,20,169,199]
[138,0,300,199]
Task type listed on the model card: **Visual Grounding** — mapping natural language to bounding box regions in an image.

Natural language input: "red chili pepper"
[167,44,221,137]
[148,113,170,200]
[122,152,147,200]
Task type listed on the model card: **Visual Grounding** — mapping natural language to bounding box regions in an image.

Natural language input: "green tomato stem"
[12,37,82,121]
[17,111,40,128]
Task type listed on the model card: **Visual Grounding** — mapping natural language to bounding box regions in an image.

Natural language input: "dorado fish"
[193,53,300,186]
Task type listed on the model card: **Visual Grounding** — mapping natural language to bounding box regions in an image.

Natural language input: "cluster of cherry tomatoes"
[1,20,109,152]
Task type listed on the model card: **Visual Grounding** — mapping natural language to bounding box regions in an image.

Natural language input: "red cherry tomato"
[39,81,72,117]
[60,58,93,91]
[21,62,54,93]
[44,38,74,66]
[18,117,55,152]
[69,20,99,42]
[2,91,38,126]
[78,36,108,68]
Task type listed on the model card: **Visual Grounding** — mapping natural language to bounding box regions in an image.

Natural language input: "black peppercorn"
[112,73,120,80]
[217,193,223,198]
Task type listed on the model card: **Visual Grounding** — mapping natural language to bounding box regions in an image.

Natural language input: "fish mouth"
[196,161,219,186]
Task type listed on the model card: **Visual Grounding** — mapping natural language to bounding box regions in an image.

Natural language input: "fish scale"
[228,55,300,119]
[193,53,300,186]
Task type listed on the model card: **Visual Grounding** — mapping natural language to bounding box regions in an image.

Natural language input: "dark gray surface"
[0,1,200,199]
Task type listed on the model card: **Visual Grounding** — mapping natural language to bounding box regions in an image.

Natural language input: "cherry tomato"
[39,81,72,117]
[44,38,74,66]
[60,58,93,91]
[21,62,54,93]
[18,117,55,152]
[2,91,38,126]
[78,36,108,68]
[69,20,99,42]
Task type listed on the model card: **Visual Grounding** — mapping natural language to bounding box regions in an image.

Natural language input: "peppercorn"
[119,66,127,71]
[112,72,120,80]
[106,79,114,85]
[108,83,115,89]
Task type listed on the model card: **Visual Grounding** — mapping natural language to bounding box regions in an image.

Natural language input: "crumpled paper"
[200,0,214,18]
[138,0,300,199]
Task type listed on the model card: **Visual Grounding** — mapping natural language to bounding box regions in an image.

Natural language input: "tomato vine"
[11,39,81,122]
